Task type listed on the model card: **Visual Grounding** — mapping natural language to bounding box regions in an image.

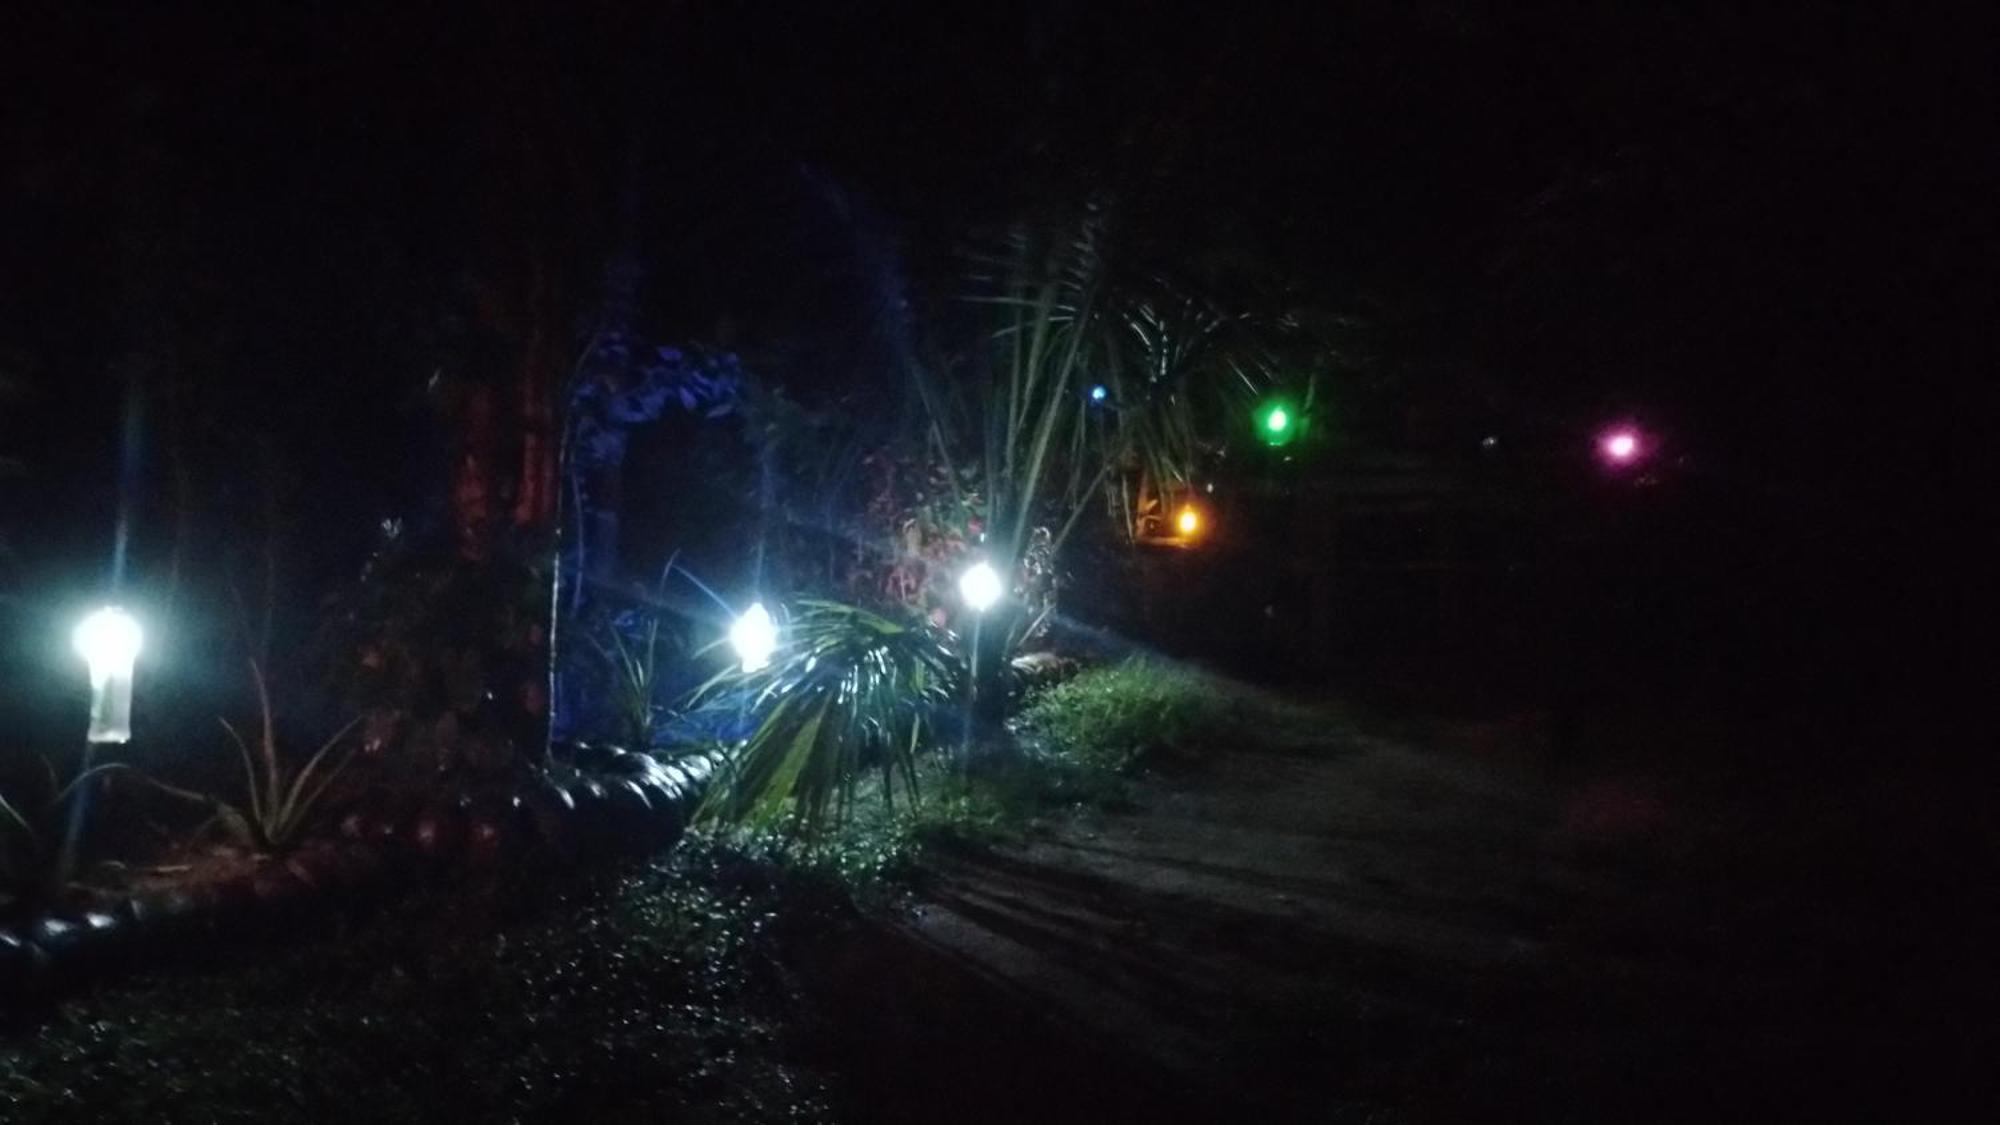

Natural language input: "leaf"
[0,791,35,844]
[212,803,257,849]
[694,598,961,833]
[275,715,363,837]
[219,717,266,828]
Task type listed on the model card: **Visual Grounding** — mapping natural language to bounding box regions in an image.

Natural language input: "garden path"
[808,717,1976,1122]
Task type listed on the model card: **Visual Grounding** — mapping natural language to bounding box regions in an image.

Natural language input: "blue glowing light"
[1089,384,1108,403]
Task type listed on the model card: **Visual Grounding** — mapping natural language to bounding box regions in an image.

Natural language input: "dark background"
[2,3,1988,755]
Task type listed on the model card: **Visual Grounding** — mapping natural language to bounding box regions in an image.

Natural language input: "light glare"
[1600,428,1641,463]
[73,606,142,683]
[959,562,1003,613]
[74,606,142,743]
[1257,401,1299,446]
[729,602,777,673]
[1176,506,1200,536]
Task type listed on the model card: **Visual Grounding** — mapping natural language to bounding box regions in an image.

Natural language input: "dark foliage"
[318,526,550,782]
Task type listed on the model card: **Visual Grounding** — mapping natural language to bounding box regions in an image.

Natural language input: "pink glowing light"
[1599,428,1641,464]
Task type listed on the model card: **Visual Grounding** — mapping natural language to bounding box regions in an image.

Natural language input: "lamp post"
[60,606,143,890]
[957,561,1004,765]
[74,607,142,745]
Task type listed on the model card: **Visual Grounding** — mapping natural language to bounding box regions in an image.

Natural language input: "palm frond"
[696,599,960,832]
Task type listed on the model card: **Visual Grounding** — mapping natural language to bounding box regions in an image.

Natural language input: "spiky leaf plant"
[943,214,1301,563]
[212,659,362,853]
[696,600,960,833]
[589,610,676,749]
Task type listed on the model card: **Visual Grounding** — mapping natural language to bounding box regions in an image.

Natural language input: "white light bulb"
[958,562,1003,613]
[74,607,142,684]
[729,602,778,674]
[73,606,142,743]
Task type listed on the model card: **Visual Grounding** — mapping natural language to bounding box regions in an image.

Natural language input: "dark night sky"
[2,2,1991,709]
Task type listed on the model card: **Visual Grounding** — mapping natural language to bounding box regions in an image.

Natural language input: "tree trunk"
[450,384,502,563]
[512,238,560,535]
[448,20,588,760]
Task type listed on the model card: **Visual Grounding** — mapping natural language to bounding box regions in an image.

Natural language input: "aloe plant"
[212,659,362,853]
[695,600,959,833]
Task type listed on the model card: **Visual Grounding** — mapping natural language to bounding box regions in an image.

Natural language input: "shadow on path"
[804,726,1987,1122]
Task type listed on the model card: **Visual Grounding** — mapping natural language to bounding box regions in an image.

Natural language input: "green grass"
[1013,657,1261,772]
[699,758,1025,892]
[0,842,842,1122]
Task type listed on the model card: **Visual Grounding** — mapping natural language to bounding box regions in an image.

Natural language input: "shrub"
[1013,658,1247,771]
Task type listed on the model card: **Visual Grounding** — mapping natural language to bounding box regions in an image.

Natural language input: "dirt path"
[806,724,1983,1122]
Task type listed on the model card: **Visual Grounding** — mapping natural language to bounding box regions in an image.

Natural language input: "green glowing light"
[1256,401,1298,446]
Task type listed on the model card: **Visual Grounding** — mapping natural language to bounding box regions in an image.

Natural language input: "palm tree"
[920,213,1296,616]
[909,210,1315,730]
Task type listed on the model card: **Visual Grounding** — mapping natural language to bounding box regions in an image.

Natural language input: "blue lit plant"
[589,610,675,750]
[585,551,685,750]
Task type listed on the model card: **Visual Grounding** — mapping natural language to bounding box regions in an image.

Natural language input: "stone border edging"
[0,747,720,1004]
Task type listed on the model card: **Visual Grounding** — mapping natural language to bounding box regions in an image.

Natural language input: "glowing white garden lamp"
[729,602,778,674]
[958,561,1004,614]
[73,606,142,744]
[954,560,1008,762]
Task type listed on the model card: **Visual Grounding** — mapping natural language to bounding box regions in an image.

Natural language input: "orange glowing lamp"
[1176,505,1201,538]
